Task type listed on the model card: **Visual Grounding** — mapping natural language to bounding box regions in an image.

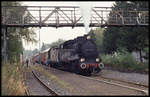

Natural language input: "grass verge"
[2,62,27,95]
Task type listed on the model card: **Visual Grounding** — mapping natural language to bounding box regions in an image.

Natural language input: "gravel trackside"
[41,65,145,95]
[100,69,149,86]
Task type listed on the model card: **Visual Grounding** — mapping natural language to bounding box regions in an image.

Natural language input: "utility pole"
[39,7,41,65]
[39,28,41,64]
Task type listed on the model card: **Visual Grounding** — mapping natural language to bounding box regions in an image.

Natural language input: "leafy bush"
[101,50,148,72]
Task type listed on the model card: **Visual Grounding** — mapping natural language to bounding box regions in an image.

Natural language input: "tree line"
[89,1,149,62]
[1,1,37,63]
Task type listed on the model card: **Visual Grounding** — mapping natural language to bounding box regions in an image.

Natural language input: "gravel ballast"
[101,69,148,85]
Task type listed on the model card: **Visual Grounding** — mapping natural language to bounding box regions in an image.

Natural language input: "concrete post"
[2,26,8,63]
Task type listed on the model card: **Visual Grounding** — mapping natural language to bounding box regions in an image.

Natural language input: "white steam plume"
[78,2,93,33]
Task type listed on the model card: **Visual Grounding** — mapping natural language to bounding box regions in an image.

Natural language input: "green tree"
[102,1,149,58]
[2,1,37,63]
[102,27,121,54]
[89,28,104,53]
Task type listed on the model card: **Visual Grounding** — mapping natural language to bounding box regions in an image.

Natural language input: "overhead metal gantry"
[1,6,149,63]
[2,6,149,28]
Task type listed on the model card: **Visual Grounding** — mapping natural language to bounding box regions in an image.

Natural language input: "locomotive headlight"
[86,36,91,40]
[80,58,85,62]
[96,58,100,62]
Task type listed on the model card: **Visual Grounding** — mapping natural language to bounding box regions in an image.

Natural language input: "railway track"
[98,75,148,88]
[34,64,149,95]
[25,70,59,96]
[79,75,148,96]
[32,70,59,96]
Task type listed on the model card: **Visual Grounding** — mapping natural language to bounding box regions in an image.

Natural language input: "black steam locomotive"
[49,34,104,75]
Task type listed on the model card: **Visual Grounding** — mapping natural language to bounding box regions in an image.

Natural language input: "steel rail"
[99,76,148,88]
[34,64,148,95]
[32,70,59,96]
[40,64,148,95]
[25,88,29,96]
[79,75,148,95]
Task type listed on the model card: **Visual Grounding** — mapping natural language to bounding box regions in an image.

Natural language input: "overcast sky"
[21,1,115,50]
